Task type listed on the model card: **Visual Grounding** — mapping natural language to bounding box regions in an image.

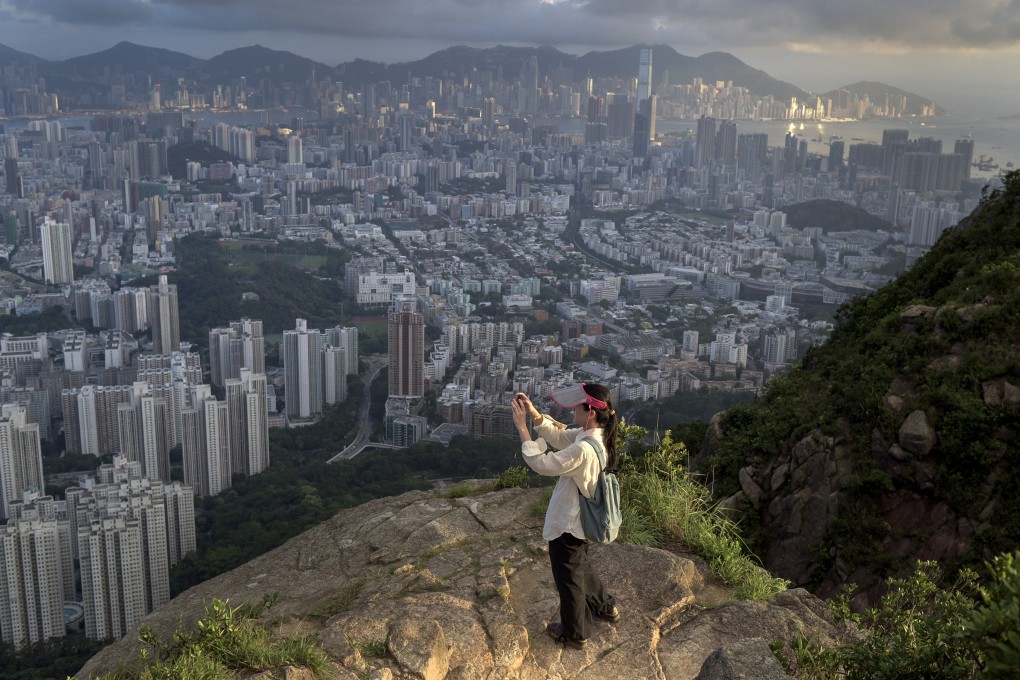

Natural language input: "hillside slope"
[699,171,1020,603]
[79,485,843,678]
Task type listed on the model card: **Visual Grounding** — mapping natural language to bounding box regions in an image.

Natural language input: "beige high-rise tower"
[388,299,424,398]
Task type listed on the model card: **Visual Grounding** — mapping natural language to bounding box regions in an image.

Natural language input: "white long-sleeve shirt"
[521,415,604,541]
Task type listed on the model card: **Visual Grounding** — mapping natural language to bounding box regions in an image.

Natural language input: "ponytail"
[580,383,619,470]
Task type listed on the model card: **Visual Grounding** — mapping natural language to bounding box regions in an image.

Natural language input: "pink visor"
[550,383,608,410]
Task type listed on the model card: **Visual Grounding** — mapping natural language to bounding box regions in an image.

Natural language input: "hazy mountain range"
[0,41,942,114]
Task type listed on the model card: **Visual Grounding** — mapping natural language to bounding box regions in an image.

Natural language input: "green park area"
[220,239,329,271]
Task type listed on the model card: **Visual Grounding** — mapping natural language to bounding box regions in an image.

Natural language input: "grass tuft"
[351,639,388,657]
[92,592,331,679]
[619,426,789,600]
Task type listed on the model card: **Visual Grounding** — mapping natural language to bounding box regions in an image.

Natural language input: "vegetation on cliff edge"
[702,170,1020,588]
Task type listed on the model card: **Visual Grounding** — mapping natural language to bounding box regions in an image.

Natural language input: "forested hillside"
[699,172,1020,601]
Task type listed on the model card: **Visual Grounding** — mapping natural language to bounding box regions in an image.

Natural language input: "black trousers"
[548,532,616,640]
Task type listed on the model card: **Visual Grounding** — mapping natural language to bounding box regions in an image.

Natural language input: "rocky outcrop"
[79,485,846,679]
[721,369,1004,603]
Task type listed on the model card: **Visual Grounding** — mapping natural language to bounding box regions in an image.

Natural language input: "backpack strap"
[579,435,607,474]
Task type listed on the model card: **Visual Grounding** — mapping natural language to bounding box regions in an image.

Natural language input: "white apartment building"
[62,458,195,641]
[0,403,44,520]
[224,369,269,478]
[283,319,324,419]
[356,270,416,305]
[182,385,230,497]
[78,516,146,640]
[0,516,66,647]
[40,218,74,285]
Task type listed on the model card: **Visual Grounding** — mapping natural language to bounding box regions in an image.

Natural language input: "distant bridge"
[328,440,404,463]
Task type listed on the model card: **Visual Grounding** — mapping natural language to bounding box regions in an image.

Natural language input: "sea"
[2,109,1017,179]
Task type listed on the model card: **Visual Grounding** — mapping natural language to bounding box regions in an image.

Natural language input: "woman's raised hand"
[514,392,541,420]
[510,397,529,430]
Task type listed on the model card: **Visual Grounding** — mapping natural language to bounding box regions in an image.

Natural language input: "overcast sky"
[1,0,1018,116]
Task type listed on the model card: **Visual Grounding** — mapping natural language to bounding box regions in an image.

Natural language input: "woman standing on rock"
[510,383,620,650]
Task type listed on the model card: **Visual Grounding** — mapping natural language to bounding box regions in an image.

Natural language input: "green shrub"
[492,466,530,490]
[786,551,1020,679]
[964,550,1020,676]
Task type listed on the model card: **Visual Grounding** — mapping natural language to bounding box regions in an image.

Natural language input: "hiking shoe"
[546,622,586,649]
[598,606,620,624]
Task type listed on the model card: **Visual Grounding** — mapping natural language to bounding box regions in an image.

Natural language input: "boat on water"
[973,155,999,171]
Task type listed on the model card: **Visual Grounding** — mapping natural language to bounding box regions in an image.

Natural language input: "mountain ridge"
[0,40,938,109]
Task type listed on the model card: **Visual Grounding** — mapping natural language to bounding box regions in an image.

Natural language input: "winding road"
[327,356,400,463]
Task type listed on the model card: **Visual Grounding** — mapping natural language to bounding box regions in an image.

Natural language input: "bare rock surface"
[78,484,843,679]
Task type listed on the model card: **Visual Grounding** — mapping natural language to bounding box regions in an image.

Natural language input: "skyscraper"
[4,157,23,197]
[388,299,425,398]
[0,517,66,647]
[209,318,265,387]
[147,275,180,355]
[287,136,303,164]
[283,319,324,419]
[323,345,348,406]
[696,116,717,168]
[954,139,974,180]
[585,95,607,144]
[68,457,195,640]
[224,369,269,478]
[324,326,359,378]
[0,403,44,521]
[115,382,170,482]
[606,94,634,139]
[62,384,133,457]
[78,516,146,640]
[716,121,738,166]
[40,218,74,285]
[633,49,655,157]
[182,385,231,496]
[737,133,769,181]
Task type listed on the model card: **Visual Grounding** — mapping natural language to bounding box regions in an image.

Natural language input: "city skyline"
[0,1,1018,116]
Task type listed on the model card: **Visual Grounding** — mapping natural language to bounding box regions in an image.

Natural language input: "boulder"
[739,467,764,506]
[695,638,791,679]
[899,305,936,323]
[388,619,449,680]
[898,410,936,457]
[888,444,911,461]
[982,378,1020,409]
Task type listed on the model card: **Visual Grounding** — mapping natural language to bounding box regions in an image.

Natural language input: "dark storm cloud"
[6,0,154,24]
[3,0,1020,51]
